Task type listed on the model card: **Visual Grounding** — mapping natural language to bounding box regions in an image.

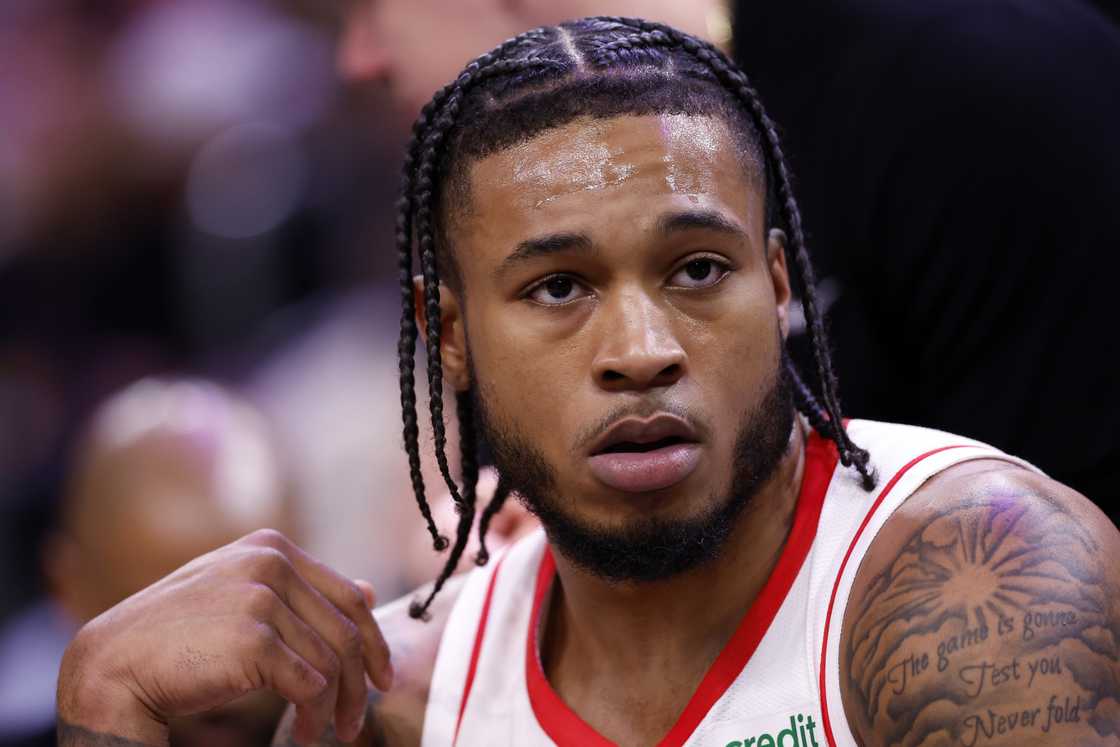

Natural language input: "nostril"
[656,363,683,382]
[602,370,625,382]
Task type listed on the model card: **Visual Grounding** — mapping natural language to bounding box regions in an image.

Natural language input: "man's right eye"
[525,275,589,306]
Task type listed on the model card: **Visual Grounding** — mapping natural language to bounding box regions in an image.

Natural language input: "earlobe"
[413,276,471,391]
[767,228,792,339]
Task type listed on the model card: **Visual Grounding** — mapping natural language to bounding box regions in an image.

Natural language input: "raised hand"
[57,529,392,747]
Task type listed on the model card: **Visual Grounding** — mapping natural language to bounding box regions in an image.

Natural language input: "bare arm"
[840,461,1120,746]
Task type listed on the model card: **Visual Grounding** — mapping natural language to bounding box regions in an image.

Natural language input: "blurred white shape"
[186,122,307,239]
[96,378,206,450]
[212,402,284,526]
[105,0,334,145]
[94,377,283,527]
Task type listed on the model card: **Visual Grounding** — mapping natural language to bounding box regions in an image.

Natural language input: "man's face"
[443,114,793,577]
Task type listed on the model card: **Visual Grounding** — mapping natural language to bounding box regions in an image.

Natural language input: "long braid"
[408,392,481,619]
[397,85,458,551]
[474,478,513,567]
[786,356,830,437]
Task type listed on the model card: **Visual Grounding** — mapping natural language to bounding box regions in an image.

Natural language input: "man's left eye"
[668,257,730,288]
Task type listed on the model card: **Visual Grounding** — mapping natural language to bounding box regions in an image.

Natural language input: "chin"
[522,477,745,584]
[584,473,726,523]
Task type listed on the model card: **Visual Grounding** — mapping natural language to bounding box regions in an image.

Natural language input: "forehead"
[467,113,755,209]
[453,114,763,262]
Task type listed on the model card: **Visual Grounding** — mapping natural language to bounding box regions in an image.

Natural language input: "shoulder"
[368,575,469,745]
[839,458,1120,746]
[272,573,469,747]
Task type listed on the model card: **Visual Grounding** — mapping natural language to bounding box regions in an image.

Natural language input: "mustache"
[571,399,711,454]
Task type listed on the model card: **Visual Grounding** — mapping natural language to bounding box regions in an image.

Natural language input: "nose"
[337,3,391,83]
[592,292,687,392]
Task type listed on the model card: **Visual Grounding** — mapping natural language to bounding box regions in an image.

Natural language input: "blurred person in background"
[0,0,411,626]
[336,0,1120,523]
[0,378,297,746]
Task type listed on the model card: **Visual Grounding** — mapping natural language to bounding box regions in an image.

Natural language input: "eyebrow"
[493,209,746,281]
[495,231,594,279]
[656,209,746,238]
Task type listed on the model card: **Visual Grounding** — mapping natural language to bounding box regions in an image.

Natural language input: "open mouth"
[597,435,691,455]
[586,415,703,493]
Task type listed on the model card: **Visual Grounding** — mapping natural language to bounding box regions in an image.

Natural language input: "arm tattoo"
[842,494,1120,746]
[58,719,158,746]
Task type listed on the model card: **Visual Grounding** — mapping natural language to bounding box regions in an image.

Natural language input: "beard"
[471,356,795,584]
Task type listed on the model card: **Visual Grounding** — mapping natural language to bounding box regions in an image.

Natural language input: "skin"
[840,461,1120,746]
[56,114,1120,747]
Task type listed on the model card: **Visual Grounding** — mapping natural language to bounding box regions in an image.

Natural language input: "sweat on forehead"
[432,75,767,279]
[453,111,760,216]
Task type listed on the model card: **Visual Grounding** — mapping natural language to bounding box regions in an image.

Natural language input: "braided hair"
[397,17,877,619]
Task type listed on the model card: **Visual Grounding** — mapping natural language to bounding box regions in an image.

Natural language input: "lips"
[586,414,702,493]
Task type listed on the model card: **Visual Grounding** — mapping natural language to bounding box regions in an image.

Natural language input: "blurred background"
[1,0,1117,744]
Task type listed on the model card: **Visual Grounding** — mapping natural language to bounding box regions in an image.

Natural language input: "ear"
[413,276,470,391]
[767,228,792,339]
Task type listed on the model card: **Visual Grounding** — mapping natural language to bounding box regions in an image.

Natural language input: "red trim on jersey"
[526,428,839,746]
[817,444,973,746]
[526,549,615,746]
[453,554,507,745]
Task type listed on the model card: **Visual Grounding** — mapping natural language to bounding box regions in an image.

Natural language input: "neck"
[542,418,808,686]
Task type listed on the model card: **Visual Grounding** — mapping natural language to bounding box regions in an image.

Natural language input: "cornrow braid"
[397,17,879,617]
[396,84,460,552]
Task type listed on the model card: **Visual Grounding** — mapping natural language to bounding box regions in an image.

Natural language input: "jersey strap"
[453,553,509,743]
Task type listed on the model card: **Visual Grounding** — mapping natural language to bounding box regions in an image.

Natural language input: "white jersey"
[422,420,1036,746]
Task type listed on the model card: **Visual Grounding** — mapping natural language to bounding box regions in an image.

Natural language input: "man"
[336,0,1120,518]
[57,19,1120,747]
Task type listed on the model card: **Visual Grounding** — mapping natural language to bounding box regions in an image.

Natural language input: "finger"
[355,579,376,609]
[263,588,368,742]
[259,569,373,737]
[253,630,333,744]
[250,531,393,691]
